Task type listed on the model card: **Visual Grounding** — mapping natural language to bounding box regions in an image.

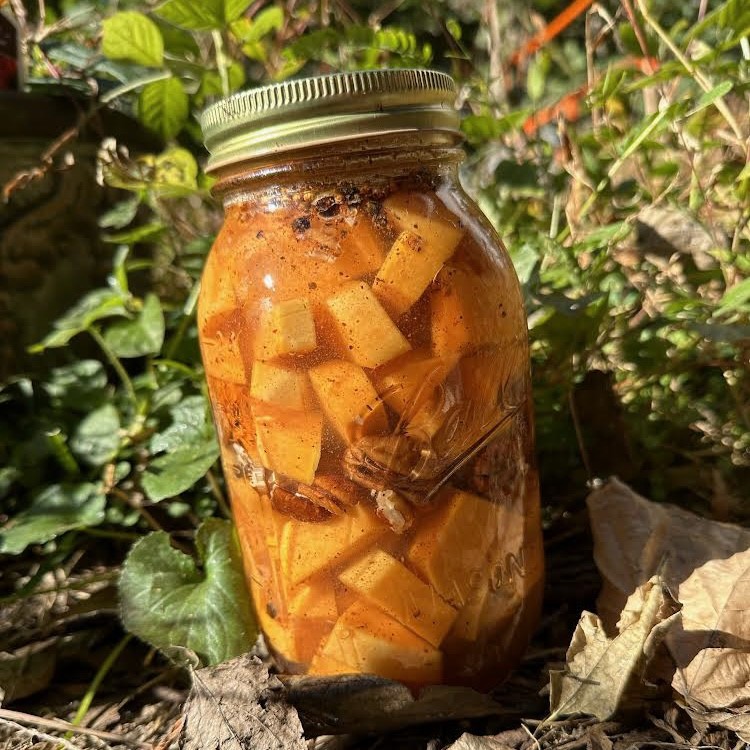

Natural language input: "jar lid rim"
[200,68,461,172]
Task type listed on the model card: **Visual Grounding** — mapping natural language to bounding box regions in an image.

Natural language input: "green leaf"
[152,147,198,196]
[690,81,733,115]
[155,0,249,29]
[104,293,165,358]
[231,6,283,42]
[70,404,121,467]
[142,439,219,502]
[150,395,214,453]
[196,62,246,104]
[98,197,141,230]
[103,222,166,244]
[0,483,105,555]
[139,77,189,140]
[30,289,130,352]
[44,360,108,410]
[716,278,750,314]
[102,11,164,68]
[119,519,257,665]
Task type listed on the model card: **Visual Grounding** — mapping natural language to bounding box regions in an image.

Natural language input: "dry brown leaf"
[586,478,750,631]
[444,732,516,750]
[549,577,680,721]
[668,549,750,710]
[681,701,750,743]
[180,653,305,750]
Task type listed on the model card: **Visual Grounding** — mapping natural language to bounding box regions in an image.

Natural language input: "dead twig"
[0,708,153,749]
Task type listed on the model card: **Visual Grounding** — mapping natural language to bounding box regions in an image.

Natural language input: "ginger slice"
[309,359,388,443]
[339,549,457,647]
[325,281,411,368]
[319,601,443,685]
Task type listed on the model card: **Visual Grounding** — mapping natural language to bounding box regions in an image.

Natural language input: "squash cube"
[374,349,448,416]
[288,582,339,663]
[339,549,457,647]
[250,361,310,410]
[373,230,458,317]
[309,653,354,676]
[309,359,388,442]
[319,602,443,685]
[280,502,385,586]
[200,312,247,384]
[325,281,411,368]
[408,488,499,607]
[335,212,387,277]
[254,406,323,484]
[255,297,317,359]
[383,193,464,260]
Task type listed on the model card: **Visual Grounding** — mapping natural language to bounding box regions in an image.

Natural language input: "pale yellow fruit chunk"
[254,406,322,484]
[251,575,298,661]
[280,502,385,586]
[325,281,411,368]
[373,229,459,317]
[335,212,387,277]
[256,297,317,359]
[319,602,443,685]
[408,488,498,607]
[309,359,388,442]
[374,349,448,415]
[383,193,464,260]
[288,582,339,663]
[250,361,310,410]
[339,549,457,647]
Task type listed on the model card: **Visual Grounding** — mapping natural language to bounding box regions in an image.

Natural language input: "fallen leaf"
[586,478,750,631]
[444,732,516,750]
[282,673,507,736]
[681,701,750,743]
[549,577,679,720]
[181,653,305,750]
[668,549,750,709]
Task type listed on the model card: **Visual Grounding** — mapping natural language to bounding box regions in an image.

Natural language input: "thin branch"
[0,710,152,749]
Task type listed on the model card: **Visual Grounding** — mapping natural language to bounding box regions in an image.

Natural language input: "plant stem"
[67,634,132,735]
[88,326,138,410]
[212,30,230,97]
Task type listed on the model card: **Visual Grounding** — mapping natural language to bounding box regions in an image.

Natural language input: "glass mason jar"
[198,70,543,691]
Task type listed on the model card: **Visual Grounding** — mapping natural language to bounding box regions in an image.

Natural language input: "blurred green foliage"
[1,0,748,660]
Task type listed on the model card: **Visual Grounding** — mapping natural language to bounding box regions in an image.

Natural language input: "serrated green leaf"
[0,484,105,555]
[139,77,189,140]
[150,395,213,453]
[102,11,164,68]
[30,289,130,352]
[142,439,219,502]
[70,404,121,467]
[103,293,165,358]
[119,519,257,665]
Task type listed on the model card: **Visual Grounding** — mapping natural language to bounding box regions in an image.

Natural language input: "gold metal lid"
[200,68,459,172]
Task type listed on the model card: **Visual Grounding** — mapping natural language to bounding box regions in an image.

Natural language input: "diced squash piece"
[309,653,354,676]
[430,266,515,367]
[339,549,457,647]
[335,212,387,277]
[374,349,448,416]
[201,313,247,384]
[254,297,317,359]
[198,249,237,328]
[408,488,498,607]
[250,361,310,410]
[383,193,464,260]
[373,230,458,317]
[280,502,385,586]
[309,360,388,442]
[404,396,450,441]
[254,406,323,484]
[288,583,339,663]
[325,281,411,368]
[320,602,443,685]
